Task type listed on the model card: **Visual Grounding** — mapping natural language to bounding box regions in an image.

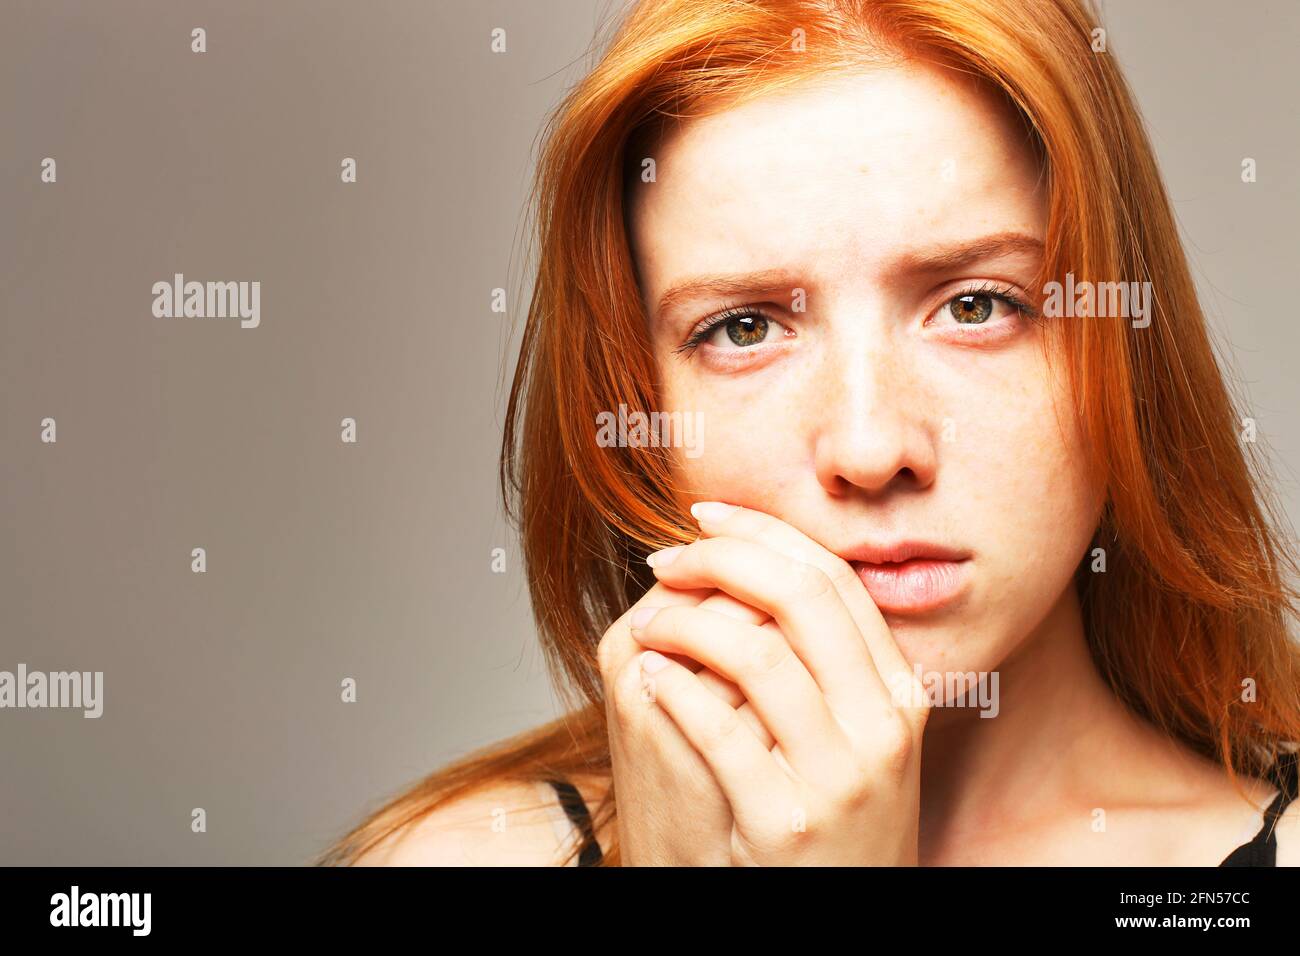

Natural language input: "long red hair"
[319,0,1300,866]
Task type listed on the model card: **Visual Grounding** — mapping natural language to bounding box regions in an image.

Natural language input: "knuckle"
[741,634,790,682]
[609,655,654,720]
[825,773,871,813]
[887,672,928,710]
[906,693,934,728]
[752,820,803,854]
[792,563,834,601]
[700,708,747,751]
[891,673,935,726]
[596,628,622,679]
[766,794,820,847]
[871,714,918,775]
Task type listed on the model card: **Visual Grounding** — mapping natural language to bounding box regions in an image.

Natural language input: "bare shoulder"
[351,778,569,867]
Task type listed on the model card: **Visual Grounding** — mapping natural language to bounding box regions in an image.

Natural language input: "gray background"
[1,0,1296,864]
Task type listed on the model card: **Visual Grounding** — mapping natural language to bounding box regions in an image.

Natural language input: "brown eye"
[677,308,792,357]
[950,293,994,324]
[724,314,769,346]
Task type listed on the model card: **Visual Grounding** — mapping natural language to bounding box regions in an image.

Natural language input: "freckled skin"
[628,63,1101,681]
[619,63,1292,867]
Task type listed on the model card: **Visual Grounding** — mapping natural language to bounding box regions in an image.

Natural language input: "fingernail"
[629,606,661,633]
[640,650,671,674]
[646,545,684,568]
[691,501,739,524]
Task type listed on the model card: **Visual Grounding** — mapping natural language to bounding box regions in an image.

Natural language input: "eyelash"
[673,282,1038,357]
[929,281,1039,332]
[673,304,777,356]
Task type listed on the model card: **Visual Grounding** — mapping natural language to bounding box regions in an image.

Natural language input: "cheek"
[935,338,1098,546]
[660,366,808,507]
[922,357,1099,661]
[969,389,1095,550]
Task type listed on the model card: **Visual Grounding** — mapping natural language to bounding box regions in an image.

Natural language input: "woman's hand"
[628,502,931,866]
[598,579,760,865]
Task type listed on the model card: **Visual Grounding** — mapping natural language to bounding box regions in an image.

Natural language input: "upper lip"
[840,540,970,565]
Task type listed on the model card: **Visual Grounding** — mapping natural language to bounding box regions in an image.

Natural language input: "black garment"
[1220,750,1299,866]
[548,751,1298,867]
[545,778,603,866]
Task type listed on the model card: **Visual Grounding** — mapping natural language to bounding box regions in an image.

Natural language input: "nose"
[810,338,938,498]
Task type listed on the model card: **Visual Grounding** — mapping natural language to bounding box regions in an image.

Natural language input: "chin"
[886,614,1002,671]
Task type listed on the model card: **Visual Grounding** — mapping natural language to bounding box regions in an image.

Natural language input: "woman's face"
[627,62,1102,679]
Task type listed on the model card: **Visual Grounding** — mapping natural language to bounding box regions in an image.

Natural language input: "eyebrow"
[890,231,1044,274]
[653,268,800,323]
[650,232,1044,321]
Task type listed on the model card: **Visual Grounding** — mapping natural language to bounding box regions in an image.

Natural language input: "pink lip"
[843,541,972,615]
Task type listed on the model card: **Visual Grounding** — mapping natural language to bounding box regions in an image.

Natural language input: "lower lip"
[851,558,970,614]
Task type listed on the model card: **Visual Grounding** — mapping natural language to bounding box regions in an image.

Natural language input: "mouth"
[844,541,972,615]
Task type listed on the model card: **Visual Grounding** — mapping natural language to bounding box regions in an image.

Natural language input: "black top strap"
[546,755,1297,868]
[546,778,603,866]
[1220,750,1298,867]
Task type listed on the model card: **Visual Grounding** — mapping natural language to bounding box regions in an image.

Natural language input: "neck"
[915,585,1151,863]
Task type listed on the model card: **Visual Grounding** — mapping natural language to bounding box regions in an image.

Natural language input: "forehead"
[627,62,1046,299]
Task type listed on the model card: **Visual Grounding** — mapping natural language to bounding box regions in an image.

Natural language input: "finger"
[646,536,892,730]
[626,609,778,750]
[648,586,775,746]
[600,580,712,679]
[689,501,916,703]
[694,589,769,706]
[637,649,788,821]
[692,597,788,752]
[606,608,732,826]
[691,665,743,706]
[632,604,846,782]
[686,670,776,750]
[698,589,770,627]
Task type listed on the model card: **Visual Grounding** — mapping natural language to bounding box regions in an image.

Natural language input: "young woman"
[320,0,1300,866]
